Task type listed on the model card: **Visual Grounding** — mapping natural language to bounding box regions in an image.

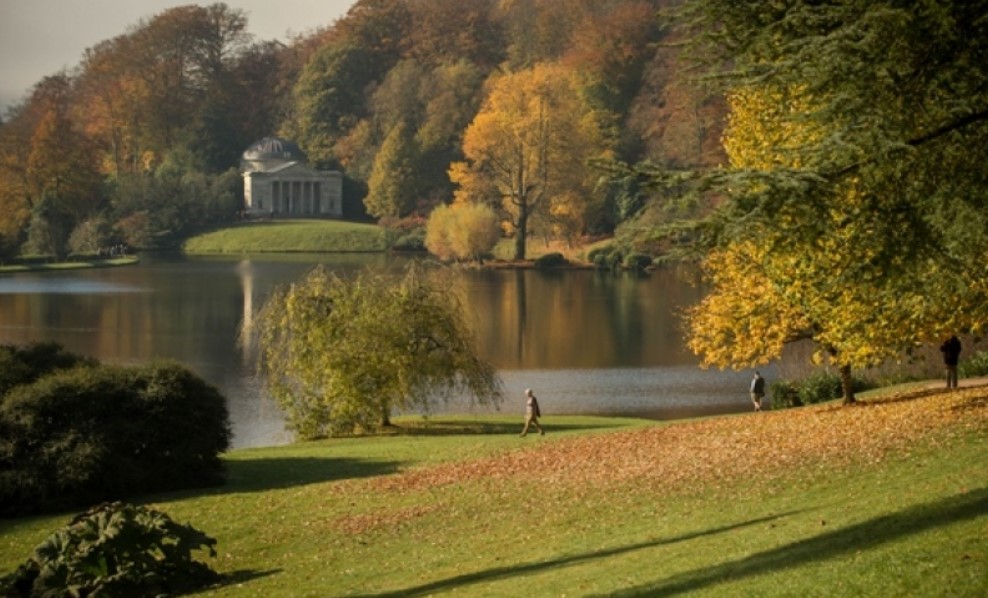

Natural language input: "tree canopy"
[450,63,611,259]
[251,265,503,437]
[2,1,714,258]
[666,0,988,401]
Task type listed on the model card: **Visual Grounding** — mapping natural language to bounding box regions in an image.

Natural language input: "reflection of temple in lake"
[240,137,343,218]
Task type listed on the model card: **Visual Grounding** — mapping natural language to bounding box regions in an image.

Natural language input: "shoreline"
[0,255,140,274]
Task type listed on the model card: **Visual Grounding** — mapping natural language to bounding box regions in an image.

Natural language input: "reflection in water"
[0,254,760,448]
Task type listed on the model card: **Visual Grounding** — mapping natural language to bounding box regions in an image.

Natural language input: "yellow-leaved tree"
[449,63,609,260]
[687,84,988,403]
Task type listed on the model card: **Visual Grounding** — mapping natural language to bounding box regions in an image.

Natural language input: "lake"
[0,253,762,448]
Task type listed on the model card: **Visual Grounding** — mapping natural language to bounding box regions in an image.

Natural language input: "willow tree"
[663,1,988,402]
[251,265,502,438]
[450,63,608,260]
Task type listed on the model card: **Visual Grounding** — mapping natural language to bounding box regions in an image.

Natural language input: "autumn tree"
[666,0,988,402]
[450,63,609,260]
[425,202,500,263]
[252,265,503,437]
[364,121,419,218]
[0,75,105,259]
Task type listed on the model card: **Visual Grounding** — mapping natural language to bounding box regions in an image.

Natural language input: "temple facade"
[240,137,343,218]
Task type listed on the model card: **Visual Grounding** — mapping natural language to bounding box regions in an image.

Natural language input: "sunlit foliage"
[252,265,503,437]
[425,202,500,263]
[669,0,988,401]
[450,63,610,259]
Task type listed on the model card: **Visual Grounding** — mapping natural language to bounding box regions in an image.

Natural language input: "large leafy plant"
[1,502,219,597]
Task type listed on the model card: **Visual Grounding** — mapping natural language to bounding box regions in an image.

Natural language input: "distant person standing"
[750,371,766,411]
[940,335,962,389]
[519,388,544,437]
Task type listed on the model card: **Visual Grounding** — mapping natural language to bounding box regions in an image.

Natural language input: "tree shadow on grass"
[168,457,402,497]
[350,512,804,598]
[191,568,281,596]
[595,487,988,597]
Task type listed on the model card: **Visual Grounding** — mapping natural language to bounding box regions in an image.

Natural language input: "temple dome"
[241,137,308,172]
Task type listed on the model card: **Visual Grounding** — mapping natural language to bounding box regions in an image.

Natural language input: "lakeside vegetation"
[0,255,139,274]
[2,386,986,596]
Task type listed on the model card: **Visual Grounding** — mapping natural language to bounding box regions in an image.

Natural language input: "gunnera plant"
[0,502,220,597]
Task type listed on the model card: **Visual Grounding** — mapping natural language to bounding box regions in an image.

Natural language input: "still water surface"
[0,253,760,448]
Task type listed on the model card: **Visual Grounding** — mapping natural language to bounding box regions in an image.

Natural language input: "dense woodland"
[2,0,987,391]
[0,0,721,260]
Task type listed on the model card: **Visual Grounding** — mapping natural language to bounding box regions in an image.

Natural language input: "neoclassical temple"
[240,137,343,218]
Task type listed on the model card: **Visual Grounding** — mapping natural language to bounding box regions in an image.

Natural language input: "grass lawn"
[1,391,986,596]
[182,220,389,254]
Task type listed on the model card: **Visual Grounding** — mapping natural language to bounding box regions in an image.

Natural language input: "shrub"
[533,252,569,269]
[769,380,803,409]
[0,342,96,400]
[0,502,219,597]
[959,350,988,377]
[590,246,624,270]
[425,203,500,262]
[772,371,877,409]
[798,371,844,405]
[623,253,652,272]
[0,361,231,516]
[392,230,426,252]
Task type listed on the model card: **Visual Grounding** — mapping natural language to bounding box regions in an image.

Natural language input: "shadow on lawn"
[596,486,988,597]
[350,512,803,598]
[215,457,401,494]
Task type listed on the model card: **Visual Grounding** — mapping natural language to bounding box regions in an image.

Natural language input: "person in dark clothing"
[940,335,962,389]
[750,371,766,411]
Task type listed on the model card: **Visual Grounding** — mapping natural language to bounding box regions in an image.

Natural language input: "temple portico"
[240,137,343,218]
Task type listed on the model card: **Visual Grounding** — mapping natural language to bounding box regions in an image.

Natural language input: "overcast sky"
[0,0,357,114]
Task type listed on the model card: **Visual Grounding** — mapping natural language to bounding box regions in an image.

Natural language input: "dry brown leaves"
[370,386,988,496]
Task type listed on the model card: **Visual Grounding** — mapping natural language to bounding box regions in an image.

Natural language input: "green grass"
[0,256,139,273]
[1,406,985,597]
[182,220,390,254]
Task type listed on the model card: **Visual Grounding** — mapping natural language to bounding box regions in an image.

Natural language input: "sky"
[0,0,358,114]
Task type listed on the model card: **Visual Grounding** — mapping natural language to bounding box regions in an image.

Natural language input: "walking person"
[519,388,544,437]
[750,371,766,411]
[940,335,962,389]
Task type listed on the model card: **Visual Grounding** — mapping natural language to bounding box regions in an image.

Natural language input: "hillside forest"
[0,0,718,260]
[2,0,987,391]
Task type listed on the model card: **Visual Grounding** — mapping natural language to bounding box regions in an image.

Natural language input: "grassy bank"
[0,255,139,274]
[182,220,389,254]
[2,391,986,596]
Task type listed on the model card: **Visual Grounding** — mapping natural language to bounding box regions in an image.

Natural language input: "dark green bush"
[798,371,844,404]
[771,371,877,409]
[623,253,653,272]
[0,342,96,400]
[533,252,568,269]
[0,361,230,516]
[959,350,988,377]
[391,230,426,252]
[590,247,623,270]
[769,380,803,409]
[0,502,219,597]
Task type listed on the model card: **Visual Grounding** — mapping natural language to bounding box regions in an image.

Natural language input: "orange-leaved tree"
[450,63,609,260]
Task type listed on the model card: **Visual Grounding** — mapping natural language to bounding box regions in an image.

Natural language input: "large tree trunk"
[840,363,856,405]
[380,400,392,428]
[513,201,528,260]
